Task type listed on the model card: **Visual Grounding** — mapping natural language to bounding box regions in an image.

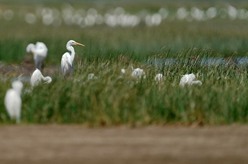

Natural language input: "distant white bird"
[61,40,85,76]
[30,69,52,87]
[4,80,23,123]
[121,68,126,74]
[179,73,202,87]
[26,42,48,70]
[131,67,145,79]
[87,73,97,80]
[155,73,163,82]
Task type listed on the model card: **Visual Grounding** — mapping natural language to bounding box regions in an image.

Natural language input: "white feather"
[61,52,73,76]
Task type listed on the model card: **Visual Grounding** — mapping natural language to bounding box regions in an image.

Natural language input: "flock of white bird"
[4,40,84,123]
[1,5,247,28]
[4,40,202,123]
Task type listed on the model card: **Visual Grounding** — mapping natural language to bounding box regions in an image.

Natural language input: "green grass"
[1,1,248,125]
[1,58,248,125]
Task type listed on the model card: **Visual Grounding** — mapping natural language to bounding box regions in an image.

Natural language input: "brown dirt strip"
[0,125,247,164]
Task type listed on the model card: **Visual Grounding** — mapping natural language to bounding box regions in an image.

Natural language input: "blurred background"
[0,0,248,64]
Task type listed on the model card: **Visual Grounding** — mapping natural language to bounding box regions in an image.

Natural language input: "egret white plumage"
[131,67,145,79]
[87,73,97,80]
[30,68,52,87]
[155,73,163,82]
[61,40,85,76]
[4,80,23,123]
[121,68,126,74]
[26,42,48,70]
[179,73,202,87]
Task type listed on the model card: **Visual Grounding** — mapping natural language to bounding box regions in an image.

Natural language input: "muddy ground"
[0,125,247,164]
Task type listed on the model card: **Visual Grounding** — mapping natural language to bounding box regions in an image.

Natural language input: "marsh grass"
[1,56,248,125]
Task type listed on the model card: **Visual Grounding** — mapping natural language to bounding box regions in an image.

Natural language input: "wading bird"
[4,80,23,123]
[179,73,202,87]
[154,73,163,82]
[121,68,126,74]
[87,73,97,80]
[131,67,145,79]
[61,40,85,76]
[26,42,48,70]
[30,69,52,87]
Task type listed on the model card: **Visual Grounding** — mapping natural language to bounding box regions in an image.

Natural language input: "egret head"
[67,40,85,47]
[44,76,52,84]
[191,80,202,86]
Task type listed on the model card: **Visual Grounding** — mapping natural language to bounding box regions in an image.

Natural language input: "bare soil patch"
[0,125,247,164]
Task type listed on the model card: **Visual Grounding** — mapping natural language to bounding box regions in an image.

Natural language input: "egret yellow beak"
[75,42,85,47]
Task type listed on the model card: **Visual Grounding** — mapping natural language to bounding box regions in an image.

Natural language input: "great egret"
[26,42,48,70]
[131,67,145,79]
[179,73,202,87]
[4,80,23,123]
[30,68,52,87]
[61,40,85,76]
[155,73,163,82]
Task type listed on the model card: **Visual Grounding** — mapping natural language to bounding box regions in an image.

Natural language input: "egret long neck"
[15,87,22,95]
[67,45,75,63]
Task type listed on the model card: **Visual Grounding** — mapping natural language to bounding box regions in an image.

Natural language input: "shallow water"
[148,57,248,67]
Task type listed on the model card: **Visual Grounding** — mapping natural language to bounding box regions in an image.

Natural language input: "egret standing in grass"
[179,73,202,87]
[131,67,145,79]
[155,73,163,82]
[61,40,85,76]
[26,42,48,70]
[4,80,23,123]
[30,69,52,87]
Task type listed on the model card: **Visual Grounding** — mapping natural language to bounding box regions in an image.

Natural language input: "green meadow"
[0,0,248,125]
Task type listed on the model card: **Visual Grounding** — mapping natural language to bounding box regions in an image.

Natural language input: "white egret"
[131,67,145,79]
[87,73,97,80]
[121,68,126,74]
[4,80,23,123]
[155,73,163,82]
[26,42,48,70]
[61,40,85,76]
[30,68,52,87]
[179,73,202,87]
